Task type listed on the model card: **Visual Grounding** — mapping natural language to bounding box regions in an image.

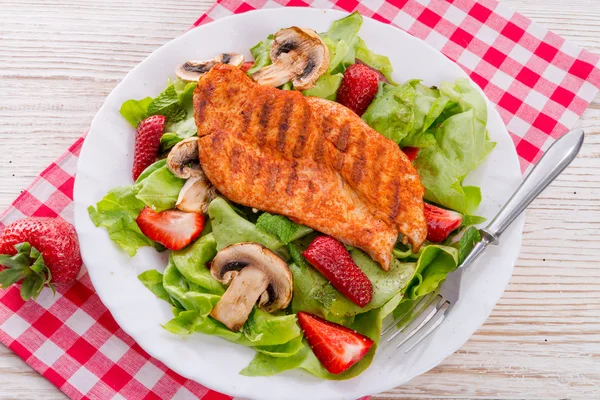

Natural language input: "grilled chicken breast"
[194,64,426,270]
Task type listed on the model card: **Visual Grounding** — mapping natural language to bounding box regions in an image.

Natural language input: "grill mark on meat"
[258,98,273,146]
[194,81,215,125]
[240,107,252,135]
[313,131,326,163]
[336,122,351,152]
[321,115,335,140]
[277,99,294,152]
[388,179,401,220]
[246,154,261,189]
[266,164,280,194]
[352,134,366,184]
[286,161,298,196]
[293,103,311,158]
[369,142,388,197]
[230,143,243,173]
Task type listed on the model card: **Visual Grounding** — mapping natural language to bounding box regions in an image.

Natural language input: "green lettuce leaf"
[120,97,152,127]
[402,244,459,300]
[208,198,283,251]
[355,37,394,82]
[247,35,274,75]
[243,292,403,379]
[164,305,301,347]
[321,12,362,74]
[302,73,343,100]
[138,270,172,304]
[255,335,304,358]
[135,165,185,212]
[88,185,153,256]
[135,159,167,184]
[171,233,223,294]
[362,82,415,143]
[413,79,495,214]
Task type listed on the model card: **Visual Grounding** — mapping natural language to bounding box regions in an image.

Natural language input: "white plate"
[73,8,524,400]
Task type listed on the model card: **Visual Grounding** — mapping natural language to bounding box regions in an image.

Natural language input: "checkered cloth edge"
[0,0,599,399]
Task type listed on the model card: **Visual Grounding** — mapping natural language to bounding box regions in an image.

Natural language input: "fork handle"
[482,128,584,243]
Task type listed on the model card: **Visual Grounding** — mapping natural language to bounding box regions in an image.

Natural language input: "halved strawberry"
[302,236,372,307]
[424,203,462,242]
[297,312,373,374]
[136,207,204,250]
[132,115,166,181]
[240,61,255,72]
[402,146,419,162]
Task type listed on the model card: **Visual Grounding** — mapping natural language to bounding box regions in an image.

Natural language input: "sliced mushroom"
[209,242,293,331]
[176,175,217,214]
[167,137,202,179]
[176,53,245,81]
[251,27,329,91]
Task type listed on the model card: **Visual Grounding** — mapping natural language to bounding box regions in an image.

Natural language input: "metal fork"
[382,128,585,352]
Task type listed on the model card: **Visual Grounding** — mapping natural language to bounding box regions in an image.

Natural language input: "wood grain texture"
[0,0,599,399]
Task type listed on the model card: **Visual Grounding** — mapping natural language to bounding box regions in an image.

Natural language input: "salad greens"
[88,160,185,256]
[90,11,495,381]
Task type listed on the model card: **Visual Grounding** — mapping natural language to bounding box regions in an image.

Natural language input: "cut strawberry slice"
[402,146,419,162]
[302,236,372,307]
[424,203,462,242]
[136,207,204,250]
[297,312,374,374]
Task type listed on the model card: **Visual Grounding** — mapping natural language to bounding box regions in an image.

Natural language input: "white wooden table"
[1,0,599,398]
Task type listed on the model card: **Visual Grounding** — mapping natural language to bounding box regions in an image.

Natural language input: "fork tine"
[391,295,445,347]
[381,292,435,336]
[402,301,450,353]
[385,294,440,342]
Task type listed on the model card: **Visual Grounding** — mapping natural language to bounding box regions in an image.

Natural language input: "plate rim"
[73,8,524,399]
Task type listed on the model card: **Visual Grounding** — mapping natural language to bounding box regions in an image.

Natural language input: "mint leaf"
[457,227,481,265]
[256,213,312,245]
[120,97,152,127]
[147,85,187,123]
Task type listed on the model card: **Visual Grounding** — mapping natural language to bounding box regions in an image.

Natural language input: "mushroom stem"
[209,267,268,332]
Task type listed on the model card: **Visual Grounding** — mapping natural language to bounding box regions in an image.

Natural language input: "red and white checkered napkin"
[1,0,599,399]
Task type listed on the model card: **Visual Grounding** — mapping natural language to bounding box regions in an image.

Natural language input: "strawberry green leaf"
[0,268,25,287]
[0,242,52,301]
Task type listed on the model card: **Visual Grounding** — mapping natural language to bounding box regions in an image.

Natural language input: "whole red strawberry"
[336,63,380,116]
[0,217,82,300]
[132,115,166,181]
